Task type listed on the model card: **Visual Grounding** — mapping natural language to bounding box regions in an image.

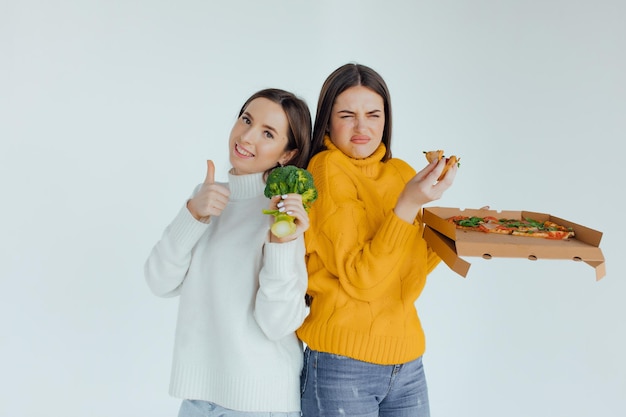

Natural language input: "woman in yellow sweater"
[297,63,457,417]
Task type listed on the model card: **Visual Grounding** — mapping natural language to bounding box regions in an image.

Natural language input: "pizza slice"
[423,150,460,181]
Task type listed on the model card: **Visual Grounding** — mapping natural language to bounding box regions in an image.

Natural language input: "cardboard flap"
[423,226,471,277]
[584,260,607,281]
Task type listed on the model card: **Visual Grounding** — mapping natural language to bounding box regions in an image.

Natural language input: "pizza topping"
[446,215,575,240]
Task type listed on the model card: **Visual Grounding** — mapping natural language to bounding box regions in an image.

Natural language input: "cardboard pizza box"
[422,206,606,280]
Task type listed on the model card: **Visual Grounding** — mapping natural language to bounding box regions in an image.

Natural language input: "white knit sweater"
[145,171,308,412]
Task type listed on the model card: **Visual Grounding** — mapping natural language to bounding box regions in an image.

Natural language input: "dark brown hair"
[311,63,393,161]
[238,89,312,172]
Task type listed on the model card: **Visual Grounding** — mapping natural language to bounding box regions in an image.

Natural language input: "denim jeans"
[178,400,301,417]
[300,348,430,417]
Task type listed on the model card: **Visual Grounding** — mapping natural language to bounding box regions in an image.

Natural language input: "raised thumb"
[204,160,215,184]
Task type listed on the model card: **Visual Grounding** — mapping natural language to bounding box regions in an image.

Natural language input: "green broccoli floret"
[262,165,318,238]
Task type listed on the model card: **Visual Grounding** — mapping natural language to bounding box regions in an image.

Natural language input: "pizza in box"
[447,215,575,240]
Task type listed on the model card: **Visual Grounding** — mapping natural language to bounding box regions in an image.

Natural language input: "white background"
[2,1,624,416]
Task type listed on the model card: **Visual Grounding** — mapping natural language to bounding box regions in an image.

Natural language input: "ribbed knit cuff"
[262,236,303,278]
[370,212,419,254]
[168,204,210,252]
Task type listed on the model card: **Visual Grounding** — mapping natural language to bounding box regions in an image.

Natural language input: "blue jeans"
[300,348,430,417]
[178,400,301,417]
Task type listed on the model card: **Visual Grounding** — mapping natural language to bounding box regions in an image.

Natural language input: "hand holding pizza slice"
[424,150,460,181]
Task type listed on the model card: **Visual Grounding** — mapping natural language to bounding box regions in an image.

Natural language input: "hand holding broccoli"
[263,166,318,238]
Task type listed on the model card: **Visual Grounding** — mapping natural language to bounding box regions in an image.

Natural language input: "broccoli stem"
[269,213,296,238]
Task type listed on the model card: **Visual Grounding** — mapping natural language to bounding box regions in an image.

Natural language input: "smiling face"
[328,85,386,160]
[228,97,297,175]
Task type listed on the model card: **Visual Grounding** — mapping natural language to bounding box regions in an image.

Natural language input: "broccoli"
[262,165,318,238]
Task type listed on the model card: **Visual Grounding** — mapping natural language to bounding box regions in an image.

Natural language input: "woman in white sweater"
[145,88,312,417]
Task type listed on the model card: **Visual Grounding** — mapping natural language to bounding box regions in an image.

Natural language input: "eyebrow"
[336,109,382,115]
[243,111,279,135]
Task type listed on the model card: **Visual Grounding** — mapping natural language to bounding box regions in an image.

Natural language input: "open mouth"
[235,143,254,158]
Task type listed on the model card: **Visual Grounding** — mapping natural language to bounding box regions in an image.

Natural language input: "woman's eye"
[242,116,251,124]
[264,131,274,139]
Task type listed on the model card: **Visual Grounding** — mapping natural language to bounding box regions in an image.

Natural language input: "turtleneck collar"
[227,170,266,200]
[323,135,386,177]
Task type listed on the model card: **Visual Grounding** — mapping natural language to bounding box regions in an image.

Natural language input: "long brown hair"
[238,88,312,172]
[311,63,393,161]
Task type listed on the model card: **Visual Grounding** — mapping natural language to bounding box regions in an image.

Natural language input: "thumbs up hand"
[187,160,231,222]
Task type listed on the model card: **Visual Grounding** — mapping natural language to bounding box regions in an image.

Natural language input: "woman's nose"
[354,116,365,132]
[240,128,255,143]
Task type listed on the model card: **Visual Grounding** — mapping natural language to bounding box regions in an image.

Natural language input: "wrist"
[187,200,210,223]
[394,198,421,224]
[269,232,298,244]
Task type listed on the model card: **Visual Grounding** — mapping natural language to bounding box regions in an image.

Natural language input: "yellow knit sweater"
[297,138,441,365]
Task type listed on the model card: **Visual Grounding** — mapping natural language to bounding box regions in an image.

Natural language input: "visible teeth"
[237,144,254,157]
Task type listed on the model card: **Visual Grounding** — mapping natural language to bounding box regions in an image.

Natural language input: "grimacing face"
[328,85,385,160]
[228,97,296,175]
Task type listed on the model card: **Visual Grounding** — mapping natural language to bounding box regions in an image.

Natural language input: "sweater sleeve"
[417,211,443,274]
[254,235,308,341]
[308,154,421,302]
[144,198,210,298]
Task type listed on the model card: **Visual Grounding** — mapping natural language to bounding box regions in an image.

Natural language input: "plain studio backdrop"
[1,1,624,416]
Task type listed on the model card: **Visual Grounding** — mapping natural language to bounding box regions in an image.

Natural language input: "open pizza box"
[422,206,606,281]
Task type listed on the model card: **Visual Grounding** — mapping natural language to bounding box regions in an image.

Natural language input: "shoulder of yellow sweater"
[307,150,359,209]
[386,157,416,181]
[307,150,352,184]
[307,148,338,169]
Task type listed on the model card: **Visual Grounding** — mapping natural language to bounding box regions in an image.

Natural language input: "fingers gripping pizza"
[424,150,460,181]
[447,215,575,240]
